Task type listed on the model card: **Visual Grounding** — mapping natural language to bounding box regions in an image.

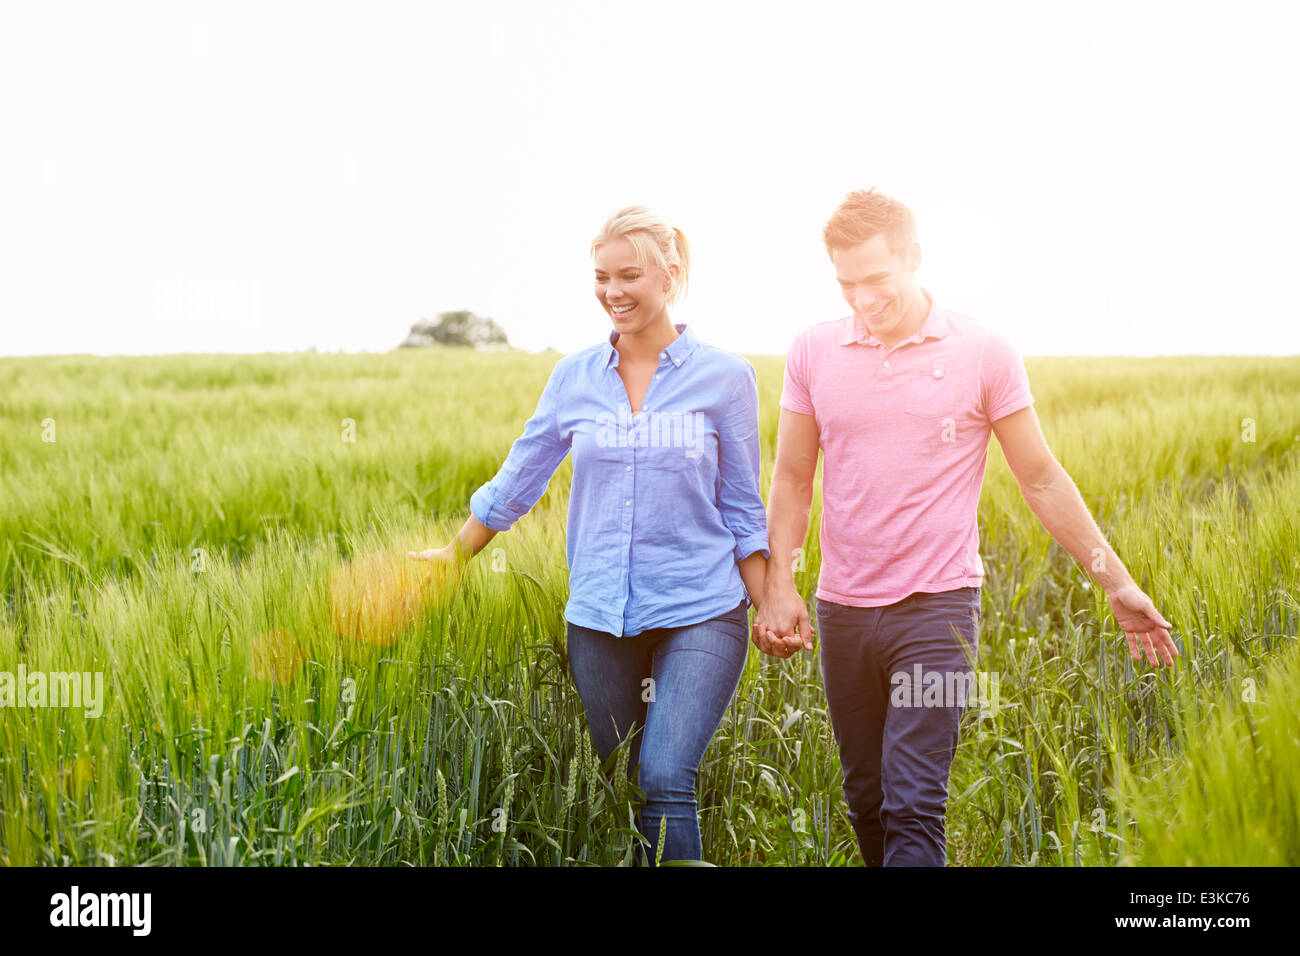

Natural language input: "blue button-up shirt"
[469,322,769,636]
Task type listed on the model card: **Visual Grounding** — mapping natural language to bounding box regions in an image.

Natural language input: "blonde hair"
[823,188,918,262]
[590,205,691,306]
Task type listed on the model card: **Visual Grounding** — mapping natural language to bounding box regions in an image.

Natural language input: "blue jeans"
[565,599,749,865]
[816,587,981,866]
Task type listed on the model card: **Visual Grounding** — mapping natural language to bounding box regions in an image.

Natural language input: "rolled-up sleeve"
[715,362,770,562]
[469,358,572,532]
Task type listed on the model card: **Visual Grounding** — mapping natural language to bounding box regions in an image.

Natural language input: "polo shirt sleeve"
[469,358,572,532]
[779,327,815,416]
[979,330,1034,423]
[716,361,770,563]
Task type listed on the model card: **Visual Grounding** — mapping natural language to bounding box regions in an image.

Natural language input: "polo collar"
[838,287,948,347]
[605,322,698,368]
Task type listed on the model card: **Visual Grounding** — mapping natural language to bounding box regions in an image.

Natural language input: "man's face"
[831,232,922,341]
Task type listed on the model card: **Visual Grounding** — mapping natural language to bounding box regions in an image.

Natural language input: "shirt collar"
[605,322,698,368]
[838,287,947,347]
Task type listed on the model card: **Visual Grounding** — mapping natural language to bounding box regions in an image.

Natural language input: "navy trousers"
[816,587,981,866]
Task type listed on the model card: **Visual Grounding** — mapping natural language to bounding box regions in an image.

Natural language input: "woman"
[410,205,769,865]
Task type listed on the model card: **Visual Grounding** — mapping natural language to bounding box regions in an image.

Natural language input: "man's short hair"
[823,188,919,261]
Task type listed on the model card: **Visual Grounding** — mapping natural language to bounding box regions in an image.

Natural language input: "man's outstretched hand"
[1107,582,1178,668]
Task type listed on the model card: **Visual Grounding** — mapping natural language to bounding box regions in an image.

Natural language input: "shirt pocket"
[640,413,717,476]
[904,360,963,419]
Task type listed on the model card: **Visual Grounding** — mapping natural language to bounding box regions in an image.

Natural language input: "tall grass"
[1,350,1297,865]
[1110,636,1300,865]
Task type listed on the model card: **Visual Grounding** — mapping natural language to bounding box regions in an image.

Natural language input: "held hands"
[751,584,814,659]
[1107,582,1179,668]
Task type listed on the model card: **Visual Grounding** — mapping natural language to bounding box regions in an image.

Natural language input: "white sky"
[3,0,1298,358]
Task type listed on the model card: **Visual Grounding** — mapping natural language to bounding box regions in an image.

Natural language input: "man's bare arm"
[991,406,1177,667]
[755,407,821,655]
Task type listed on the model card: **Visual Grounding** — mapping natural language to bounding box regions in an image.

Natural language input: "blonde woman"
[411,205,769,864]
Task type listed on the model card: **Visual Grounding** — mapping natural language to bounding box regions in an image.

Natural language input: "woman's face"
[593,237,675,335]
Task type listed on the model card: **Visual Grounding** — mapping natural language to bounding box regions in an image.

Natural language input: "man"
[753,188,1177,867]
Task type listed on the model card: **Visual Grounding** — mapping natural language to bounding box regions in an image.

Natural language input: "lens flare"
[250,626,306,683]
[60,749,95,800]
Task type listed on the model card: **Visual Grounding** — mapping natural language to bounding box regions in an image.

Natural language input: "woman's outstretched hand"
[331,542,455,646]
[408,544,465,600]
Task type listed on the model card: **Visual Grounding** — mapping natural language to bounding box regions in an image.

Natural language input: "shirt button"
[883,361,890,368]
[625,465,631,471]
[659,351,666,359]
[625,500,631,506]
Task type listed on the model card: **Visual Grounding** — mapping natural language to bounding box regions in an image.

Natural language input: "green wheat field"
[2,351,1298,866]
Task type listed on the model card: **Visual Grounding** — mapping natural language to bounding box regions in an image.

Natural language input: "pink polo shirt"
[779,288,1033,607]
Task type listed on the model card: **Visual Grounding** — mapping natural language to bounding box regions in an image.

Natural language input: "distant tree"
[399,310,511,349]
